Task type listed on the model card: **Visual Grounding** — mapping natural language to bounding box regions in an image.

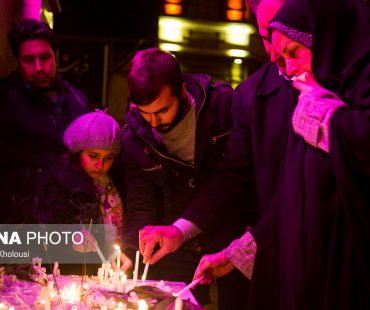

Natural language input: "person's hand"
[72,228,97,253]
[109,251,133,272]
[292,72,322,93]
[139,225,184,264]
[193,251,235,285]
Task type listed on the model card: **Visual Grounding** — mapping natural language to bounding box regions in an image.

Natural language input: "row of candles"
[97,246,146,290]
[0,246,191,310]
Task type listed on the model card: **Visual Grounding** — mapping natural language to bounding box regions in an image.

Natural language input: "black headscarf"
[309,0,370,94]
[269,0,312,48]
[269,0,370,307]
[308,0,370,302]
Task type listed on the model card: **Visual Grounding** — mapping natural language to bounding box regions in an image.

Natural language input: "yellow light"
[227,49,249,58]
[225,24,255,46]
[227,10,243,21]
[159,43,183,52]
[159,18,183,42]
[42,8,54,28]
[165,4,182,15]
[234,58,243,64]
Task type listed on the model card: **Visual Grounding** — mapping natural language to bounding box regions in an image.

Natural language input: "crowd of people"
[0,0,369,309]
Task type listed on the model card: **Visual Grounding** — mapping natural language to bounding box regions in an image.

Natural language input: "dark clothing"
[183,62,293,309]
[187,0,370,310]
[186,32,370,310]
[309,0,370,308]
[30,155,101,225]
[0,72,89,222]
[121,73,250,306]
[28,155,126,275]
[30,155,126,225]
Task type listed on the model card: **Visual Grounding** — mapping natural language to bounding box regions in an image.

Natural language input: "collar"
[256,62,287,96]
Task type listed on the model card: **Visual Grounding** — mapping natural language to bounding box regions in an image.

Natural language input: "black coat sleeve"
[182,82,259,234]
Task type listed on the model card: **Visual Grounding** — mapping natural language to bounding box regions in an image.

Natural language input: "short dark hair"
[128,48,184,106]
[8,19,58,58]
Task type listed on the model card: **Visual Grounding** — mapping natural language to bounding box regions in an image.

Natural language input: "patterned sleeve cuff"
[292,89,347,153]
[172,218,202,242]
[223,231,256,280]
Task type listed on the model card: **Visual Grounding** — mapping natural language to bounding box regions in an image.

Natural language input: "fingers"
[193,256,213,285]
[139,226,157,255]
[139,225,184,264]
[149,247,170,265]
[292,72,319,92]
[121,254,133,272]
[139,226,163,263]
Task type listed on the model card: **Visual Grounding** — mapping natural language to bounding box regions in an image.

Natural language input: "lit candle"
[114,245,121,271]
[133,250,140,286]
[137,299,149,310]
[174,297,183,310]
[97,267,104,283]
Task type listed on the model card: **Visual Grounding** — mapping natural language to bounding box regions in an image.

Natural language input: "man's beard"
[154,97,190,133]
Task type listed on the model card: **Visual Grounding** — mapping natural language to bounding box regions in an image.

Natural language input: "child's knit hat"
[63,110,121,155]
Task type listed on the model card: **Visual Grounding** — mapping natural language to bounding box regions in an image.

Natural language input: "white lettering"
[72,232,84,245]
[61,231,71,244]
[0,232,21,244]
[49,232,61,245]
[9,232,21,244]
[27,232,37,244]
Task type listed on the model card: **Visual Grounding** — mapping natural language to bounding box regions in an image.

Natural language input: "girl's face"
[79,149,115,179]
[271,30,312,78]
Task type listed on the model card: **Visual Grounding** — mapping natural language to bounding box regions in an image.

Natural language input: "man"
[0,19,89,222]
[120,48,252,307]
[137,0,291,308]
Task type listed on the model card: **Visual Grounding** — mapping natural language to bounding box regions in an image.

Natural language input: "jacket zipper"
[211,130,231,144]
[138,135,193,167]
[141,164,163,172]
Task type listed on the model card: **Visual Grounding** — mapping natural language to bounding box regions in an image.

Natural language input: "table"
[0,274,198,309]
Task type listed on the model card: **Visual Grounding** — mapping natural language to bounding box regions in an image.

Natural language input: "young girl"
[32,110,129,272]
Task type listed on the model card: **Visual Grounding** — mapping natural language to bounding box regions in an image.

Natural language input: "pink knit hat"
[63,110,121,155]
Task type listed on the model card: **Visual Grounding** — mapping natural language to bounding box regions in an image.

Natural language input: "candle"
[173,276,204,297]
[95,243,107,264]
[141,261,150,282]
[98,267,104,282]
[133,250,140,286]
[53,262,60,277]
[174,297,183,310]
[103,262,111,281]
[114,245,121,271]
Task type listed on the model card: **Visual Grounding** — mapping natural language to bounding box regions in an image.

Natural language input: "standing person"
[120,47,252,307]
[32,110,130,274]
[0,19,89,223]
[195,0,370,309]
[137,1,288,308]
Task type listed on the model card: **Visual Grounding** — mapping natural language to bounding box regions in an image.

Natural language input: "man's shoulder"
[237,62,282,94]
[0,72,21,89]
[120,119,144,150]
